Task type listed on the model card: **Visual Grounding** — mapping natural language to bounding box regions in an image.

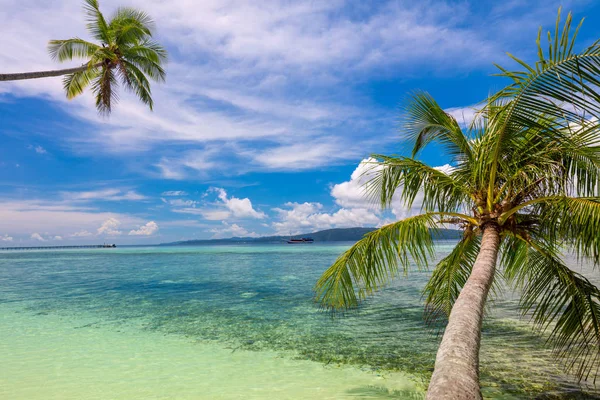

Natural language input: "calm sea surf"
[0,243,597,399]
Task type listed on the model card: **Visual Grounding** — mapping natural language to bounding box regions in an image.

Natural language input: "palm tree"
[315,10,600,399]
[0,0,167,115]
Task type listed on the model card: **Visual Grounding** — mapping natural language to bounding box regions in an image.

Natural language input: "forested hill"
[160,227,462,246]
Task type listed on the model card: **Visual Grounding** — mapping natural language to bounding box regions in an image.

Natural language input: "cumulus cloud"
[210,222,259,239]
[214,188,266,219]
[271,202,381,235]
[331,158,455,220]
[30,232,46,242]
[270,159,387,234]
[172,188,266,221]
[0,199,144,241]
[97,218,122,236]
[1,234,13,242]
[269,158,456,234]
[331,157,381,210]
[129,221,159,236]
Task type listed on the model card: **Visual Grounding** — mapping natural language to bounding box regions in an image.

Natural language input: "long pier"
[0,244,117,251]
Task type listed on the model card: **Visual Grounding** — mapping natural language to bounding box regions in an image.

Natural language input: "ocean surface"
[0,243,598,399]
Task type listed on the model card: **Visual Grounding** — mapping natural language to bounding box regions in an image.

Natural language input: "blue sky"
[1,0,599,245]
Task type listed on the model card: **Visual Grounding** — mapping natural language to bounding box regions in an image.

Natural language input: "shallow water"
[0,243,597,399]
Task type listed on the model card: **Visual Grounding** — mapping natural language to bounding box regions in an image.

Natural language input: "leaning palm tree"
[0,0,167,115]
[315,10,600,399]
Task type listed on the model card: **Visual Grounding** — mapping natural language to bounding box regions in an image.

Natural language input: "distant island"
[160,227,462,246]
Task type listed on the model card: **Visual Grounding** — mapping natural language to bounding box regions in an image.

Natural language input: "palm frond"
[123,40,168,64]
[122,47,167,82]
[503,235,600,381]
[91,65,118,116]
[424,232,481,323]
[403,91,473,161]
[539,197,600,265]
[83,0,111,44]
[109,7,155,46]
[62,67,100,99]
[48,38,100,62]
[110,7,154,31]
[492,9,600,132]
[314,213,438,311]
[365,155,471,214]
[119,60,153,109]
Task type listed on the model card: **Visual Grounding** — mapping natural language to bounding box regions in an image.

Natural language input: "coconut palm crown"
[315,9,600,399]
[0,0,167,115]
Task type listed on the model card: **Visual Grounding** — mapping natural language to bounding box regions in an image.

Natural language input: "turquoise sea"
[0,243,598,399]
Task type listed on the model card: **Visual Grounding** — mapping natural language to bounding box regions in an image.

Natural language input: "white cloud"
[62,189,147,202]
[161,191,188,196]
[331,157,381,210]
[0,0,523,178]
[165,198,198,207]
[271,202,381,235]
[445,104,482,126]
[30,233,46,242]
[129,221,159,236]
[70,230,93,237]
[253,140,360,170]
[199,209,232,221]
[167,188,265,221]
[269,158,456,235]
[331,158,455,220]
[97,218,122,236]
[53,235,63,241]
[1,234,13,242]
[28,144,47,154]
[0,199,142,238]
[210,222,259,239]
[214,188,266,219]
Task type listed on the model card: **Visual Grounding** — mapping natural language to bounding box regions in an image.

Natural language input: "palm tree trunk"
[426,223,501,400]
[0,64,93,82]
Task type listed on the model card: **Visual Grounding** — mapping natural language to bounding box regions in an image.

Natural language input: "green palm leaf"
[119,60,153,109]
[63,67,100,99]
[91,66,118,115]
[504,235,600,381]
[313,7,600,392]
[403,91,473,161]
[424,232,481,323]
[43,0,167,114]
[83,0,111,43]
[315,213,438,311]
[48,38,100,62]
[365,155,473,215]
[539,197,600,265]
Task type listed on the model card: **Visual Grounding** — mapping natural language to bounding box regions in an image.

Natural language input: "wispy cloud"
[28,144,48,154]
[0,0,550,177]
[161,190,188,196]
[61,189,147,202]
